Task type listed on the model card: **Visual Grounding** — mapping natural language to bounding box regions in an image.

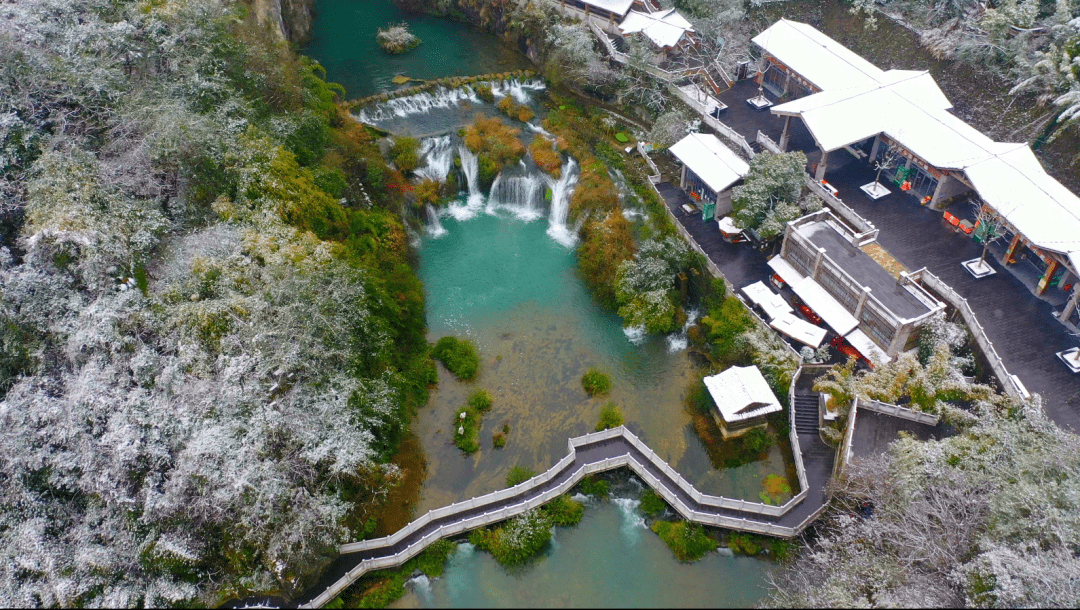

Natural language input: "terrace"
[685,80,1080,428]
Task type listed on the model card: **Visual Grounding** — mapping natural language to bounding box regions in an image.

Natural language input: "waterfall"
[446,146,485,221]
[490,78,546,104]
[355,86,480,123]
[545,157,579,247]
[487,169,543,221]
[612,497,646,543]
[526,122,554,139]
[416,136,455,183]
[426,204,447,238]
[622,325,647,345]
[666,308,700,353]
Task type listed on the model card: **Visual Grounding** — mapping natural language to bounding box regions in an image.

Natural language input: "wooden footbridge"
[297,369,835,609]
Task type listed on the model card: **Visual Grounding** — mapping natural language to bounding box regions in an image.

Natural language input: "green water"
[392,498,772,608]
[303,0,533,97]
[413,211,793,512]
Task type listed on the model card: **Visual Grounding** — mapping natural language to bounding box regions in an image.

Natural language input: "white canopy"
[742,281,794,320]
[703,365,782,423]
[790,277,859,336]
[579,0,635,16]
[619,9,693,48]
[844,328,890,365]
[718,215,741,235]
[751,19,885,92]
[770,313,828,348]
[669,133,750,194]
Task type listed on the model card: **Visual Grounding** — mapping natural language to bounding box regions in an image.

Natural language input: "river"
[301,0,789,606]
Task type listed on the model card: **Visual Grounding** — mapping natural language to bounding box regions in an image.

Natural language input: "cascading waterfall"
[447,145,485,221]
[487,167,544,221]
[490,78,546,104]
[545,157,579,247]
[525,122,554,138]
[612,497,646,543]
[425,204,447,238]
[356,86,480,123]
[416,136,455,183]
[666,308,701,353]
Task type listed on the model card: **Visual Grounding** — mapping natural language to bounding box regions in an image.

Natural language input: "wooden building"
[703,365,782,439]
[667,133,748,220]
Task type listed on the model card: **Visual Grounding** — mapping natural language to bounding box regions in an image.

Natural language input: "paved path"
[294,412,834,609]
[826,163,1080,429]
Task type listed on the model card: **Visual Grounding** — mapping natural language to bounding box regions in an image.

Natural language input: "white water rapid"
[355,86,480,123]
[446,145,485,221]
[545,157,579,247]
[416,135,455,183]
[425,204,447,238]
[486,168,544,221]
[490,78,546,104]
[666,308,700,353]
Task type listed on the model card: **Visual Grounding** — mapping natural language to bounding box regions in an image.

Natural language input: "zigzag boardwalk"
[297,372,834,608]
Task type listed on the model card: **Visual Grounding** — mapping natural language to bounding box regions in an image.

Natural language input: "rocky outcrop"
[252,0,316,44]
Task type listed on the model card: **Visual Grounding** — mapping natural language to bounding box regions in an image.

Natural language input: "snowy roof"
[770,50,1080,271]
[844,328,891,365]
[580,0,635,16]
[668,133,749,194]
[619,9,694,48]
[789,276,860,336]
[742,281,793,320]
[751,19,885,92]
[703,366,782,423]
[770,312,828,348]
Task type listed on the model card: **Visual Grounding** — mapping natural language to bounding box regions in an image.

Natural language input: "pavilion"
[703,365,782,439]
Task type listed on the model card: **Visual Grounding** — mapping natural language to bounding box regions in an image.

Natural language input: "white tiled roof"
[619,9,693,48]
[668,133,749,194]
[763,20,1080,271]
[751,19,885,92]
[703,365,782,423]
[580,0,635,16]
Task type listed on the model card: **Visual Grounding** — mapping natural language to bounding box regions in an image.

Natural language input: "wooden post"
[779,116,792,151]
[815,149,829,181]
[1037,258,1059,295]
[1001,233,1022,265]
[680,164,686,190]
[1060,285,1080,322]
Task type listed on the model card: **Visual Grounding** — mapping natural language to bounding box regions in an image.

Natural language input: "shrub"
[700,297,752,364]
[728,532,762,556]
[596,401,624,431]
[342,539,455,607]
[492,431,506,448]
[759,474,792,506]
[461,115,525,170]
[640,490,666,517]
[469,509,551,565]
[468,389,493,412]
[543,494,585,526]
[577,213,635,309]
[506,465,537,488]
[474,83,495,103]
[431,336,479,381]
[577,475,609,499]
[496,96,535,122]
[581,368,611,397]
[376,22,422,55]
[453,406,480,454]
[390,136,421,172]
[529,137,562,178]
[651,521,718,562]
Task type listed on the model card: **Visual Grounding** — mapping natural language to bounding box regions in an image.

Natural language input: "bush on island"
[581,368,611,397]
[651,520,718,562]
[432,336,479,381]
[595,401,624,431]
[377,22,422,55]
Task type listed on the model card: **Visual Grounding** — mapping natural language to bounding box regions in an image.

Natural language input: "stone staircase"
[793,393,820,435]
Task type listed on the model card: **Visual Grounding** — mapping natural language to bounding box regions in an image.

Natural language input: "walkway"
[296,407,834,609]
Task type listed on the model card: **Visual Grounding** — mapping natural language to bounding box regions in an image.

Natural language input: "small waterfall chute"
[545,157,579,247]
[416,135,455,183]
[666,308,700,353]
[446,145,485,221]
[425,204,447,238]
[487,168,543,221]
[489,78,546,105]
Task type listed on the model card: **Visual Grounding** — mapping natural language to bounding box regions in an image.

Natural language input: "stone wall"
[253,0,316,44]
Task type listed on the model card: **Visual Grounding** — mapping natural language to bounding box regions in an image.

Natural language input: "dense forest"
[0,0,431,605]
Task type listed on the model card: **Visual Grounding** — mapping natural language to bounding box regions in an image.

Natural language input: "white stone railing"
[804,175,879,245]
[860,398,941,425]
[669,83,755,159]
[756,130,782,153]
[906,267,1023,398]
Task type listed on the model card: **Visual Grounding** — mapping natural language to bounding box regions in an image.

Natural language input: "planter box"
[1056,347,1080,373]
[961,258,996,279]
[745,95,772,111]
[860,181,891,200]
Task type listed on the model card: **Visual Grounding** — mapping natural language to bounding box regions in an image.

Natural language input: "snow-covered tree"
[614,236,692,333]
[731,151,820,239]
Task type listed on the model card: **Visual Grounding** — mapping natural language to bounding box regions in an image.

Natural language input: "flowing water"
[391,499,772,608]
[303,0,532,98]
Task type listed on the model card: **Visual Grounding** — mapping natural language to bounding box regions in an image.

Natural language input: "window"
[858,303,895,349]
[816,264,860,311]
[684,169,717,205]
